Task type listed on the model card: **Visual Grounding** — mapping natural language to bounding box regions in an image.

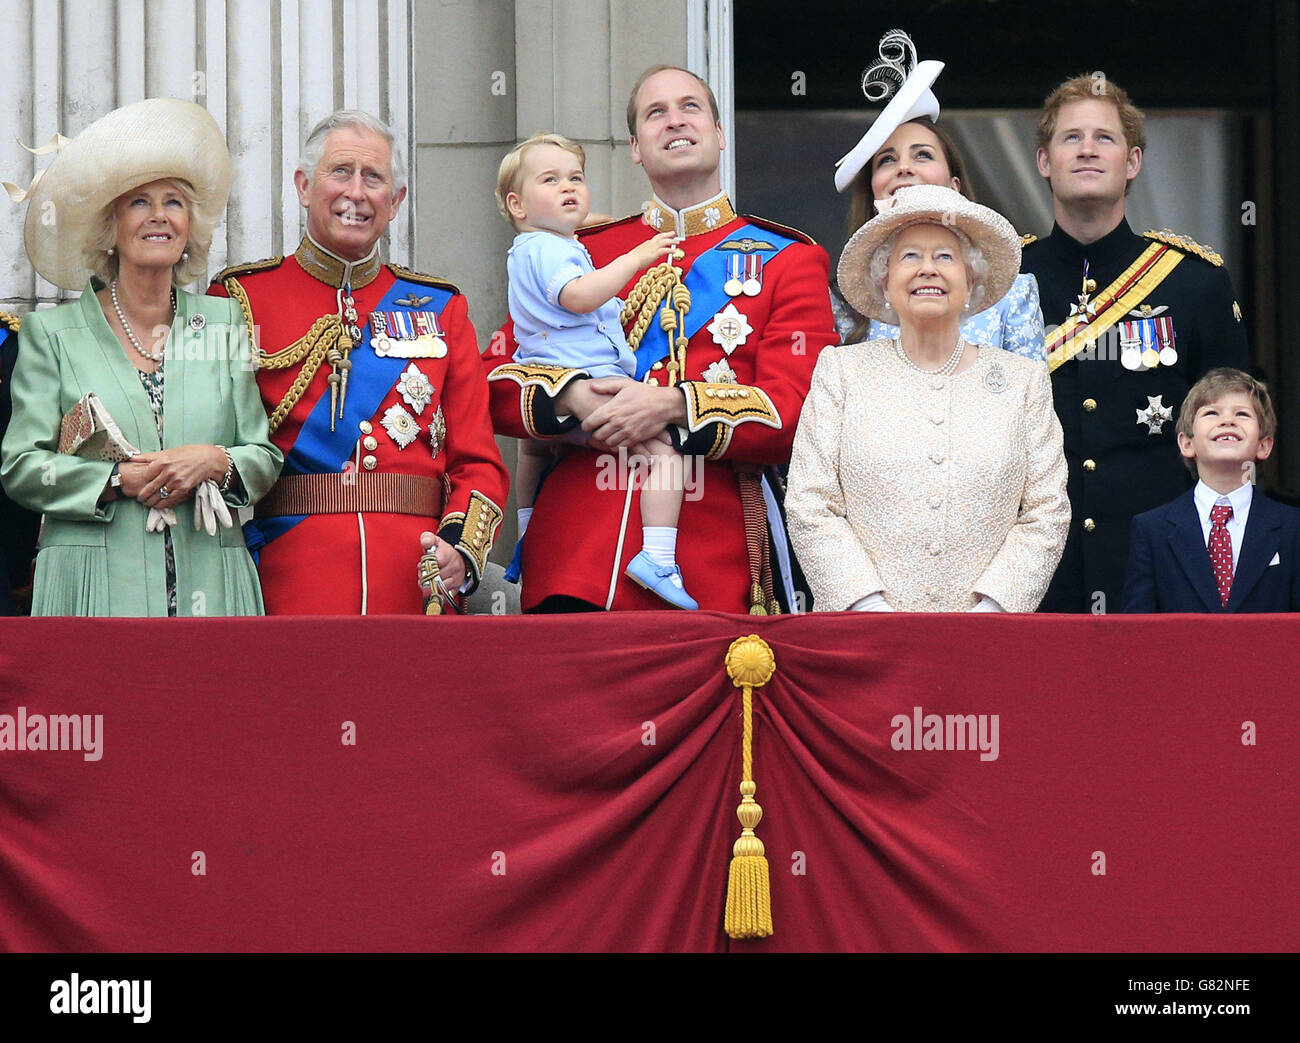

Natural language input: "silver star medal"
[381,403,420,449]
[702,358,737,384]
[428,406,446,458]
[1136,395,1173,434]
[397,362,434,415]
[707,303,753,356]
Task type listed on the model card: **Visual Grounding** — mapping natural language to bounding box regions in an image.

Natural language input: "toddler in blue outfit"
[496,132,696,608]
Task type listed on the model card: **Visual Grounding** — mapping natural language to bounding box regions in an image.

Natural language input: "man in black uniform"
[0,312,39,615]
[1023,74,1250,613]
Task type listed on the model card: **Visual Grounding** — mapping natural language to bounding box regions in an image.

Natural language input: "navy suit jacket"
[1123,489,1300,613]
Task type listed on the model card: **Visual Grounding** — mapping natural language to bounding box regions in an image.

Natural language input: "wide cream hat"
[22,98,232,290]
[836,183,1021,321]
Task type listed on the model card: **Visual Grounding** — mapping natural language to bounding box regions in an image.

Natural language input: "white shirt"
[1193,479,1253,572]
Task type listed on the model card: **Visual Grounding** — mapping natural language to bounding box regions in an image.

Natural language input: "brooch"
[983,364,1007,394]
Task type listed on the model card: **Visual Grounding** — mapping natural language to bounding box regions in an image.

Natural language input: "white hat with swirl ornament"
[834,30,945,194]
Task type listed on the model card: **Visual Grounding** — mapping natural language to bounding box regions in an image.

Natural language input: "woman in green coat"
[0,99,282,617]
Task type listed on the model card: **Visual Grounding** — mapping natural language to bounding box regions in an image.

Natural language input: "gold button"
[1083,459,1096,472]
[652,362,664,371]
[362,455,377,470]
[362,436,378,451]
[1082,398,1097,413]
[1083,518,1096,533]
[359,420,373,434]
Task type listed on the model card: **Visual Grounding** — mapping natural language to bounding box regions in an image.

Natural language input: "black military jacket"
[1022,219,1250,613]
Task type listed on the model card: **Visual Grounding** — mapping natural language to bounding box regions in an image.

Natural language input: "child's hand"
[626,231,680,271]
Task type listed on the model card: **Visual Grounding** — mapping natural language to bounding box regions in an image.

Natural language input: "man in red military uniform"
[213,110,508,614]
[486,65,837,613]
[486,65,832,613]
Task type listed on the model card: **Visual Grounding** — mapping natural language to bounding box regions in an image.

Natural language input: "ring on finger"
[158,486,170,500]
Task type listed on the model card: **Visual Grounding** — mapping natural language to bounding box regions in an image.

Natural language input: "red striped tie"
[1209,502,1234,607]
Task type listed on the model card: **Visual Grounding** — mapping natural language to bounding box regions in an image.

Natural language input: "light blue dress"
[832,272,1047,362]
[507,231,636,378]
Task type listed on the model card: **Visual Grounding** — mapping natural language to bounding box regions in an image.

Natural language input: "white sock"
[517,507,533,536]
[642,526,677,568]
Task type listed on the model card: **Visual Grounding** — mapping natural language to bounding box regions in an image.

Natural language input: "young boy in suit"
[1123,368,1300,612]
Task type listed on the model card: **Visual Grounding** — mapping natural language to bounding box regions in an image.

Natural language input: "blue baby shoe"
[625,551,699,610]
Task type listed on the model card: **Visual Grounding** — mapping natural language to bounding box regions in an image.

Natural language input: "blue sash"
[632,223,797,379]
[245,277,454,554]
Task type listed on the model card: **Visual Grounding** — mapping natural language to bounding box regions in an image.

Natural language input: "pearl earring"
[107,246,115,256]
[181,249,189,261]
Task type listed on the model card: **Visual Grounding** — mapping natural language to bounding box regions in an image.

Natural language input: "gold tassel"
[723,635,776,939]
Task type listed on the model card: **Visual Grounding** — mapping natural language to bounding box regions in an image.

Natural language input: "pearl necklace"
[894,336,964,378]
[110,280,175,363]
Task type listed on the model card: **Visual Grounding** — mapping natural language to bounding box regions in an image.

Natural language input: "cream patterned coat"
[787,339,1069,612]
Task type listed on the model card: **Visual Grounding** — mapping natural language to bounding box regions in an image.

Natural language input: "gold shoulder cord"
[261,315,344,434]
[222,277,257,352]
[620,251,691,385]
[223,275,350,433]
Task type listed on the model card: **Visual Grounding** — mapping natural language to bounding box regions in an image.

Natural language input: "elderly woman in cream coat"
[787,184,1068,612]
[1,99,281,616]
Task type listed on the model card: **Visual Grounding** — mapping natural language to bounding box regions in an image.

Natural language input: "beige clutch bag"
[58,392,140,461]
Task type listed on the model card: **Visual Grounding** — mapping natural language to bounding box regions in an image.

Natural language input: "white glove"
[146,506,177,532]
[850,592,893,612]
[968,595,1005,613]
[193,480,234,535]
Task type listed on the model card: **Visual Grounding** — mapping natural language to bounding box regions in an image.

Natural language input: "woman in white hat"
[786,184,1069,613]
[833,31,1044,361]
[0,98,282,616]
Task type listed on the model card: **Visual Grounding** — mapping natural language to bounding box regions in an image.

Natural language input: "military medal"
[1136,395,1173,435]
[428,406,446,458]
[723,254,744,297]
[1155,316,1178,366]
[1069,262,1098,324]
[371,311,446,358]
[741,254,763,297]
[707,303,753,356]
[397,362,434,414]
[414,311,448,358]
[381,402,420,448]
[702,358,738,384]
[1119,320,1143,371]
[1140,319,1160,369]
[372,312,395,356]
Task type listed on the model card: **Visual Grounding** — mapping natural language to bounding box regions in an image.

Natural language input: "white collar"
[1194,478,1253,520]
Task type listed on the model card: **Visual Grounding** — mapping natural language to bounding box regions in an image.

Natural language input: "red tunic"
[212,241,508,615]
[485,197,836,612]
